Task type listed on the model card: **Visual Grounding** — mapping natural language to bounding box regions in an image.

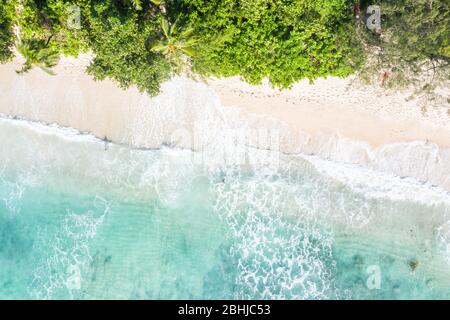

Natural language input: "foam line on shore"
[1,115,450,207]
[1,56,449,192]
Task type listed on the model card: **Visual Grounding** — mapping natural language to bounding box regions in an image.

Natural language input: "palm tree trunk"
[45,34,54,47]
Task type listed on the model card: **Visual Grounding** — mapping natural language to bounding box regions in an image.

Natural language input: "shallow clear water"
[1,118,450,299]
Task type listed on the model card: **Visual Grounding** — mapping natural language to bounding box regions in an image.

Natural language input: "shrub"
[0,0,16,62]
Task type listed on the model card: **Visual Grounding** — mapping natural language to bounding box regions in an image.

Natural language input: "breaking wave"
[1,76,450,299]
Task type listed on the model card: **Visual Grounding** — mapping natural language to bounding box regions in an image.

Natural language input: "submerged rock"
[408,258,419,271]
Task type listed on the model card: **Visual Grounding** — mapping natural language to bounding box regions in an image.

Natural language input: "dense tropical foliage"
[16,37,60,74]
[357,0,450,90]
[0,0,448,95]
[0,0,16,62]
[82,1,170,95]
[178,0,363,88]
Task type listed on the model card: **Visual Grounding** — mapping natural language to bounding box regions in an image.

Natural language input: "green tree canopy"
[82,0,171,95]
[0,0,16,62]
[19,0,87,56]
[2,0,449,95]
[176,0,363,88]
[16,36,60,75]
[358,0,449,89]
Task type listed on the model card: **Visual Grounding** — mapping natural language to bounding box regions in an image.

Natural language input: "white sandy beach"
[1,54,450,190]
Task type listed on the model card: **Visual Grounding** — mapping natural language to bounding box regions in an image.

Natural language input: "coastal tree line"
[0,0,448,96]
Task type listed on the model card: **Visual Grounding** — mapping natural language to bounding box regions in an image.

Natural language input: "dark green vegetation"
[0,0,16,62]
[0,0,449,95]
[16,37,60,75]
[179,0,362,88]
[357,0,450,90]
[82,1,170,95]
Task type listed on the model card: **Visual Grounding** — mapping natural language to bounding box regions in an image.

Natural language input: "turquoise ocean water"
[1,118,450,300]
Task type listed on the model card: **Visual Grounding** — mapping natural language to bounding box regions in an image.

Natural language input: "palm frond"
[150,42,169,53]
[150,18,201,74]
[181,47,196,57]
[16,37,59,75]
[161,19,170,39]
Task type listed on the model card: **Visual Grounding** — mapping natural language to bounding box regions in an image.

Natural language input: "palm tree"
[149,18,198,73]
[129,0,143,10]
[129,0,165,12]
[16,37,60,75]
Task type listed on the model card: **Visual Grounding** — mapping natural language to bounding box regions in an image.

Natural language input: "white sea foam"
[28,196,111,300]
[2,114,450,227]
[0,164,39,216]
[0,114,100,143]
[303,154,450,206]
[213,175,340,299]
[2,97,450,299]
[437,221,450,265]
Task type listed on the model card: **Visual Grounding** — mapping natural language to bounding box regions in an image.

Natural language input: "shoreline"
[1,55,450,190]
[3,113,450,300]
[2,114,450,206]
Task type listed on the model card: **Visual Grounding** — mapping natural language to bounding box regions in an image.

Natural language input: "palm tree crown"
[149,18,198,73]
[16,37,60,75]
